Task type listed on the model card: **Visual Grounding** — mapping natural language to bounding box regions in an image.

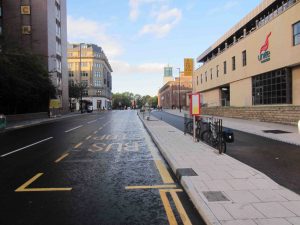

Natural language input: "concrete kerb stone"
[137,113,221,225]
[1,112,84,133]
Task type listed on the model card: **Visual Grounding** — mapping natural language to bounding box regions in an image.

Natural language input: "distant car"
[87,105,93,113]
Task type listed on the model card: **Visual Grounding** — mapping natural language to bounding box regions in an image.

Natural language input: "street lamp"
[177,68,181,112]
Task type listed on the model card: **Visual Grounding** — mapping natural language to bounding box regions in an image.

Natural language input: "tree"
[112,92,158,109]
[0,48,56,114]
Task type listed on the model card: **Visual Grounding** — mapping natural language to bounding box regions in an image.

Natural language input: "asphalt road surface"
[0,111,205,225]
[151,110,300,195]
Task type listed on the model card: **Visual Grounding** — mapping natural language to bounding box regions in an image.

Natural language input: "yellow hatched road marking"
[159,190,178,225]
[170,190,192,225]
[15,173,72,192]
[55,153,69,163]
[86,136,92,140]
[154,160,174,184]
[74,142,82,149]
[125,184,177,190]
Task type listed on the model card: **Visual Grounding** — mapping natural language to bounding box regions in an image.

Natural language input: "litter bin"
[0,114,6,130]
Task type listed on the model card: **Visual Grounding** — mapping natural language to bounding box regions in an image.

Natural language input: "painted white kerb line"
[64,125,83,133]
[87,120,97,124]
[1,137,53,158]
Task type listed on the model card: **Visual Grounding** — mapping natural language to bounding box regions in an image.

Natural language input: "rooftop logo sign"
[258,32,272,63]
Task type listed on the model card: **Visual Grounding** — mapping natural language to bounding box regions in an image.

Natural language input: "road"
[151,110,300,195]
[0,111,205,225]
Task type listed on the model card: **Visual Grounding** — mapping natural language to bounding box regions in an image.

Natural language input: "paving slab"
[139,113,300,225]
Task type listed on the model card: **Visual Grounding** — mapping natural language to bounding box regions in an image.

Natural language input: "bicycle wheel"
[185,121,193,134]
[195,127,201,142]
[218,137,227,154]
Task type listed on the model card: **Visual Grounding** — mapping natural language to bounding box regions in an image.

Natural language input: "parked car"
[87,105,93,113]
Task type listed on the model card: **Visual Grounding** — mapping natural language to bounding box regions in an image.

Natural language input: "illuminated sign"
[258,32,271,63]
[189,93,201,116]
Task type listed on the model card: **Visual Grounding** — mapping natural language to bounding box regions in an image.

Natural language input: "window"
[81,80,88,87]
[94,80,101,87]
[95,71,102,78]
[205,72,207,82]
[80,71,88,77]
[82,89,88,96]
[68,63,72,69]
[223,61,227,74]
[210,68,213,80]
[81,62,88,67]
[197,76,199,85]
[216,65,219,78]
[242,50,247,66]
[68,71,74,77]
[201,74,203,84]
[293,21,300,46]
[252,68,292,105]
[96,90,102,96]
[232,56,236,71]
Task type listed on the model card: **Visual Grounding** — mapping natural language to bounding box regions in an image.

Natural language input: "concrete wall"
[202,106,300,125]
[230,78,252,106]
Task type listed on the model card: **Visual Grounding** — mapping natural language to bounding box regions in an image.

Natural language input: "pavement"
[139,112,300,225]
[163,109,300,146]
[1,111,87,132]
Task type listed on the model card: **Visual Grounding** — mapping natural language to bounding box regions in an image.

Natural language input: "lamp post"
[177,68,181,112]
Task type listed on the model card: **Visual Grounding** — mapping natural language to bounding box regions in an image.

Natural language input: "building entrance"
[221,86,230,106]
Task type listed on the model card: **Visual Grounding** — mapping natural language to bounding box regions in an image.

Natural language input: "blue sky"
[67,0,261,96]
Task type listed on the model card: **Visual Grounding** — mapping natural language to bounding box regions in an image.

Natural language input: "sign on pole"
[184,58,194,76]
[189,93,201,116]
[49,99,61,109]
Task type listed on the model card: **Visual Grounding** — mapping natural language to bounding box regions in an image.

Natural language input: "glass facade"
[252,68,292,105]
[164,67,173,77]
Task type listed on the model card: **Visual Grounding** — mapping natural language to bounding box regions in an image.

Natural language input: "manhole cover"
[263,130,291,134]
[176,168,198,180]
[202,191,230,202]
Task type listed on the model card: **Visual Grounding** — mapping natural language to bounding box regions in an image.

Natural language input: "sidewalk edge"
[138,113,220,225]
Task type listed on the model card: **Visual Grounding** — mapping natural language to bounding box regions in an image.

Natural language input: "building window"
[80,71,88,77]
[197,76,198,85]
[232,56,236,71]
[293,21,300,46]
[223,61,227,74]
[210,69,213,80]
[94,80,101,87]
[252,68,292,105]
[68,71,74,77]
[96,90,102,96]
[82,89,88,96]
[242,50,247,66]
[216,65,219,78]
[201,74,203,84]
[81,62,88,67]
[205,72,207,82]
[81,80,88,87]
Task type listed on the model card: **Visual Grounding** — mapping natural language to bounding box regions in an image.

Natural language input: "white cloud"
[111,60,166,75]
[67,16,123,58]
[207,0,240,16]
[139,7,182,38]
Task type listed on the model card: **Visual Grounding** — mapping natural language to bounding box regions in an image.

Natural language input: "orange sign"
[184,58,194,76]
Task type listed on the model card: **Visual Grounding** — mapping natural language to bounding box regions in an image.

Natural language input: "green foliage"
[112,92,158,109]
[0,50,56,114]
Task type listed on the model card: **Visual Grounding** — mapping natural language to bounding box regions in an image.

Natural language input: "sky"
[67,0,261,96]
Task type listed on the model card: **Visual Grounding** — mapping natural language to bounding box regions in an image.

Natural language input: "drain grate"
[202,191,230,202]
[263,130,291,134]
[176,168,198,180]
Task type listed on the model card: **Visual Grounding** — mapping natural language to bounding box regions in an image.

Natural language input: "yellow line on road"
[74,142,82,149]
[86,136,92,140]
[15,173,72,192]
[55,153,69,163]
[125,184,177,190]
[170,191,192,225]
[154,160,174,184]
[160,190,178,225]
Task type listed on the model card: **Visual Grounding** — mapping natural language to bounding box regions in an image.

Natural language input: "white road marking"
[87,120,97,124]
[0,137,54,158]
[64,125,83,133]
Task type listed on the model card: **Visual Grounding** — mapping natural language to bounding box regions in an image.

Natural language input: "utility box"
[0,114,6,130]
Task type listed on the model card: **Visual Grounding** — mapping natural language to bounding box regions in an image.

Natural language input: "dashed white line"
[0,137,54,158]
[65,125,83,133]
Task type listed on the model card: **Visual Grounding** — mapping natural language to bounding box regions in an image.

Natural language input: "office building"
[68,43,113,110]
[194,0,300,124]
[2,0,69,110]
